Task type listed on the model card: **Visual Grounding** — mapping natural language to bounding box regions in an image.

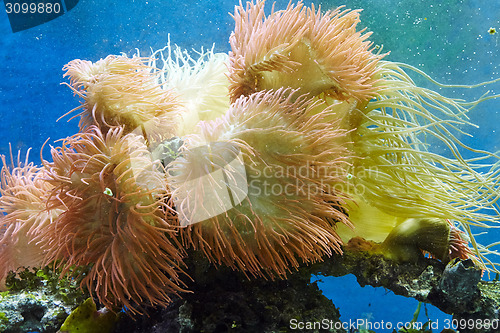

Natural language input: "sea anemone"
[167,89,352,277]
[377,217,475,263]
[226,0,500,270]
[40,126,186,314]
[62,55,181,145]
[145,43,231,136]
[228,0,385,103]
[334,61,500,270]
[0,149,60,289]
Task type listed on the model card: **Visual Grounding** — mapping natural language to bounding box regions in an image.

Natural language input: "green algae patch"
[0,266,89,332]
[0,311,9,329]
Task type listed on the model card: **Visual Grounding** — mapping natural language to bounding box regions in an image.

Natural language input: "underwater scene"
[1,0,500,332]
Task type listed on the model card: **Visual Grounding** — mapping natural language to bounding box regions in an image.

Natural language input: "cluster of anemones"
[0,54,189,314]
[1,0,499,315]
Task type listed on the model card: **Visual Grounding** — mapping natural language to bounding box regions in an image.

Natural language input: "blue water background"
[1,0,499,331]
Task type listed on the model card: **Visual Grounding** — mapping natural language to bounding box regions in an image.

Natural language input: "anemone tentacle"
[145,43,231,136]
[336,60,500,270]
[0,150,60,289]
[41,126,186,314]
[62,55,181,145]
[228,0,385,103]
[168,89,353,277]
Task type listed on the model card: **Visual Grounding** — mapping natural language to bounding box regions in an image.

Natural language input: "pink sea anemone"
[228,0,385,103]
[167,89,352,277]
[62,55,181,144]
[40,126,186,314]
[0,150,60,289]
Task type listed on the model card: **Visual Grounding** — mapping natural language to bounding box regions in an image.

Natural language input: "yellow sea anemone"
[167,89,352,277]
[62,55,181,144]
[228,0,385,103]
[334,61,500,270]
[0,150,60,289]
[41,126,186,314]
[378,217,474,263]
